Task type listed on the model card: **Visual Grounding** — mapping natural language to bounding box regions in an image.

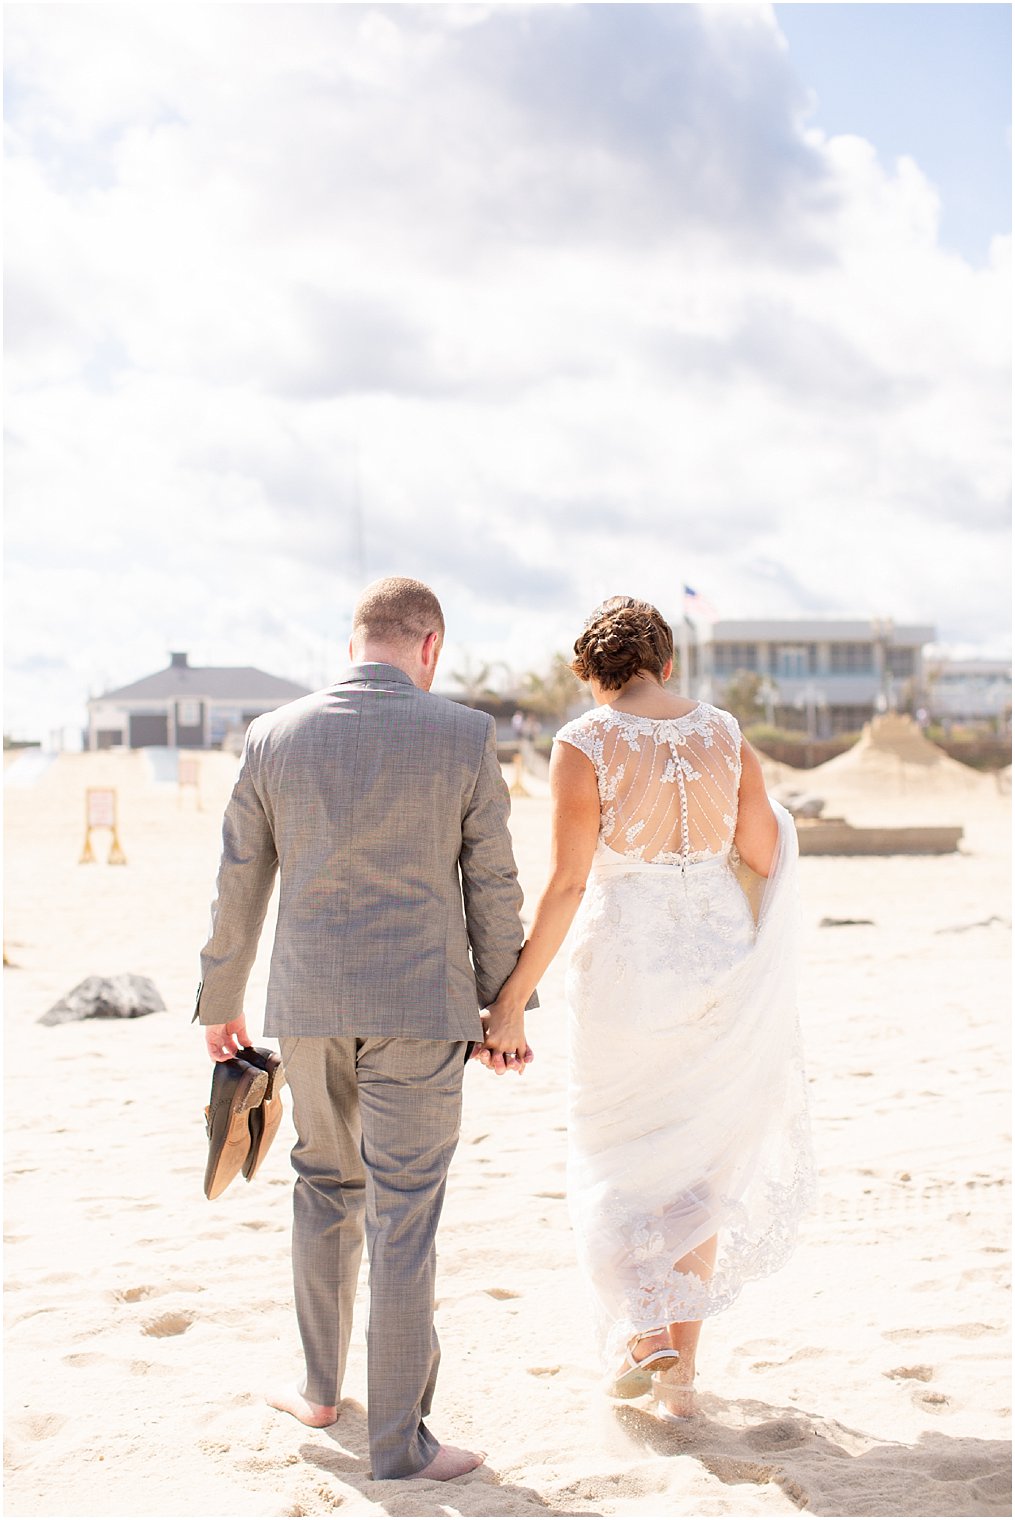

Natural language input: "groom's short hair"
[352,577,445,647]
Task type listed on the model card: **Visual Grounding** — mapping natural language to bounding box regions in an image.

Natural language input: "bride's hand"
[474,999,534,1075]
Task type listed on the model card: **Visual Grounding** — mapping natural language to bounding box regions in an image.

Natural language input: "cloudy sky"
[5,2,1011,740]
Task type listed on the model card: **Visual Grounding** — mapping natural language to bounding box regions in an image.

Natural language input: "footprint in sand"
[700,1455,780,1486]
[527,1366,561,1377]
[141,1310,195,1338]
[742,1419,808,1451]
[62,1352,106,1368]
[534,1190,566,1199]
[750,1346,823,1371]
[484,1288,521,1301]
[8,1413,66,1442]
[114,1285,160,1303]
[112,1282,203,1303]
[913,1388,953,1412]
[884,1322,998,1341]
[885,1365,934,1382]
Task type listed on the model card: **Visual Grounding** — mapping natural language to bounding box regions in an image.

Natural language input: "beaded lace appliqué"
[556,703,743,866]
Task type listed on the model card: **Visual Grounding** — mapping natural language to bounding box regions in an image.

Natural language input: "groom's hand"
[473,1004,534,1075]
[204,1016,254,1062]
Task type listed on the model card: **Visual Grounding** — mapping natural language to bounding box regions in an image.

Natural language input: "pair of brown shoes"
[204,1046,285,1200]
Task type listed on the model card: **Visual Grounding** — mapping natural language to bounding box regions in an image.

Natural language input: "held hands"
[471,998,534,1076]
[203,1016,254,1063]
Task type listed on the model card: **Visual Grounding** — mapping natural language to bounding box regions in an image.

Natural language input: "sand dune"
[785,717,1001,828]
[4,744,1010,1517]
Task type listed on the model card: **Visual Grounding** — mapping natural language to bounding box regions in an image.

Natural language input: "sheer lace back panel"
[556,703,742,865]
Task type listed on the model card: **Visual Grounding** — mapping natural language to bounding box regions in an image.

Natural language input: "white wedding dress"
[555,701,814,1367]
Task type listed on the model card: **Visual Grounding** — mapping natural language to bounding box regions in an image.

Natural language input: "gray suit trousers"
[279,1035,468,1480]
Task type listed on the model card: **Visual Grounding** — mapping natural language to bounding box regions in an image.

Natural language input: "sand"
[772,717,1005,827]
[3,739,1011,1518]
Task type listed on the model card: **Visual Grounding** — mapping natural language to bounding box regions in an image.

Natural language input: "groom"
[195,576,534,1481]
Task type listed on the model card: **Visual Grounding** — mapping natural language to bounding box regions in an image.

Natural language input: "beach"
[3,742,1011,1518]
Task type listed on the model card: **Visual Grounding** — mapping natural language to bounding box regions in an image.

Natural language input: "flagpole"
[679,602,691,697]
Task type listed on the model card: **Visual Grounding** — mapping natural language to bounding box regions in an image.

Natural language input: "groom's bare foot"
[266,1385,338,1427]
[412,1444,485,1480]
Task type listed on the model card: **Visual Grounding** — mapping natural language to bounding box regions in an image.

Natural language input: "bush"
[932,736,1012,772]
[744,725,860,769]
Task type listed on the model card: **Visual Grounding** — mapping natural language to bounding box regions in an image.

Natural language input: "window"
[886,647,916,677]
[829,642,874,673]
[776,645,809,679]
[828,705,871,734]
[713,643,758,674]
[209,707,243,744]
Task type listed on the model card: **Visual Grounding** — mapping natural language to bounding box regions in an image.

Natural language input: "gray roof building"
[88,652,311,750]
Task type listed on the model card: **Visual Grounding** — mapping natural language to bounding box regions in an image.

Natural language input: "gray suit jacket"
[195,663,533,1040]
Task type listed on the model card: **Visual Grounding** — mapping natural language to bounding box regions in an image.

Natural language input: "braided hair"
[571,596,674,691]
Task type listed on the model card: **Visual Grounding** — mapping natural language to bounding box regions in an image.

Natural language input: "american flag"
[683,584,719,622]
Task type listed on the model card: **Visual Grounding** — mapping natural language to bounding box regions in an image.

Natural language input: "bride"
[477,596,814,1417]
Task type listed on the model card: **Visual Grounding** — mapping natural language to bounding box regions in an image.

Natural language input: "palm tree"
[520,654,588,724]
[720,671,766,728]
[449,653,499,705]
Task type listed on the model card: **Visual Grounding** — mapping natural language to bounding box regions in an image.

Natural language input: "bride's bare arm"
[478,742,600,1068]
[734,740,779,876]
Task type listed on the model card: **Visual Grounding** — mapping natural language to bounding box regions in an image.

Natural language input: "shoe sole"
[608,1351,681,1399]
[240,1051,286,1182]
[204,1067,268,1200]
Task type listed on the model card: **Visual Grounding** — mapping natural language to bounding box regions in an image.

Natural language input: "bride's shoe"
[607,1336,681,1400]
[650,1367,696,1421]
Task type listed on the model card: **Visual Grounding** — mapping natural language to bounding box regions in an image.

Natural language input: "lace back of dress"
[589,708,742,864]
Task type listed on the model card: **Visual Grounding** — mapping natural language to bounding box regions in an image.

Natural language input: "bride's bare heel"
[650,1365,696,1421]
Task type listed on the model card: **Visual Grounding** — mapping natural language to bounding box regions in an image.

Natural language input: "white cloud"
[4,2,1009,739]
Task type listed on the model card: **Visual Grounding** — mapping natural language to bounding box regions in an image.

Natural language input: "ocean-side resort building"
[683,618,937,736]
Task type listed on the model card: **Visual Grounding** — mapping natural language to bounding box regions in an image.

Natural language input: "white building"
[686,618,936,736]
[87,652,310,750]
[926,659,1012,726]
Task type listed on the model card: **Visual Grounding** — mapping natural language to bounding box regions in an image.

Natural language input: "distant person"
[475,596,813,1418]
[196,576,533,1481]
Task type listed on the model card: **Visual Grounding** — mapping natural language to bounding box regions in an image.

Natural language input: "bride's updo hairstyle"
[571,596,675,692]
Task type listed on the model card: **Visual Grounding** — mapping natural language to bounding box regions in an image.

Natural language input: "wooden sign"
[178,756,202,809]
[80,788,127,865]
[87,789,116,828]
[509,750,530,799]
